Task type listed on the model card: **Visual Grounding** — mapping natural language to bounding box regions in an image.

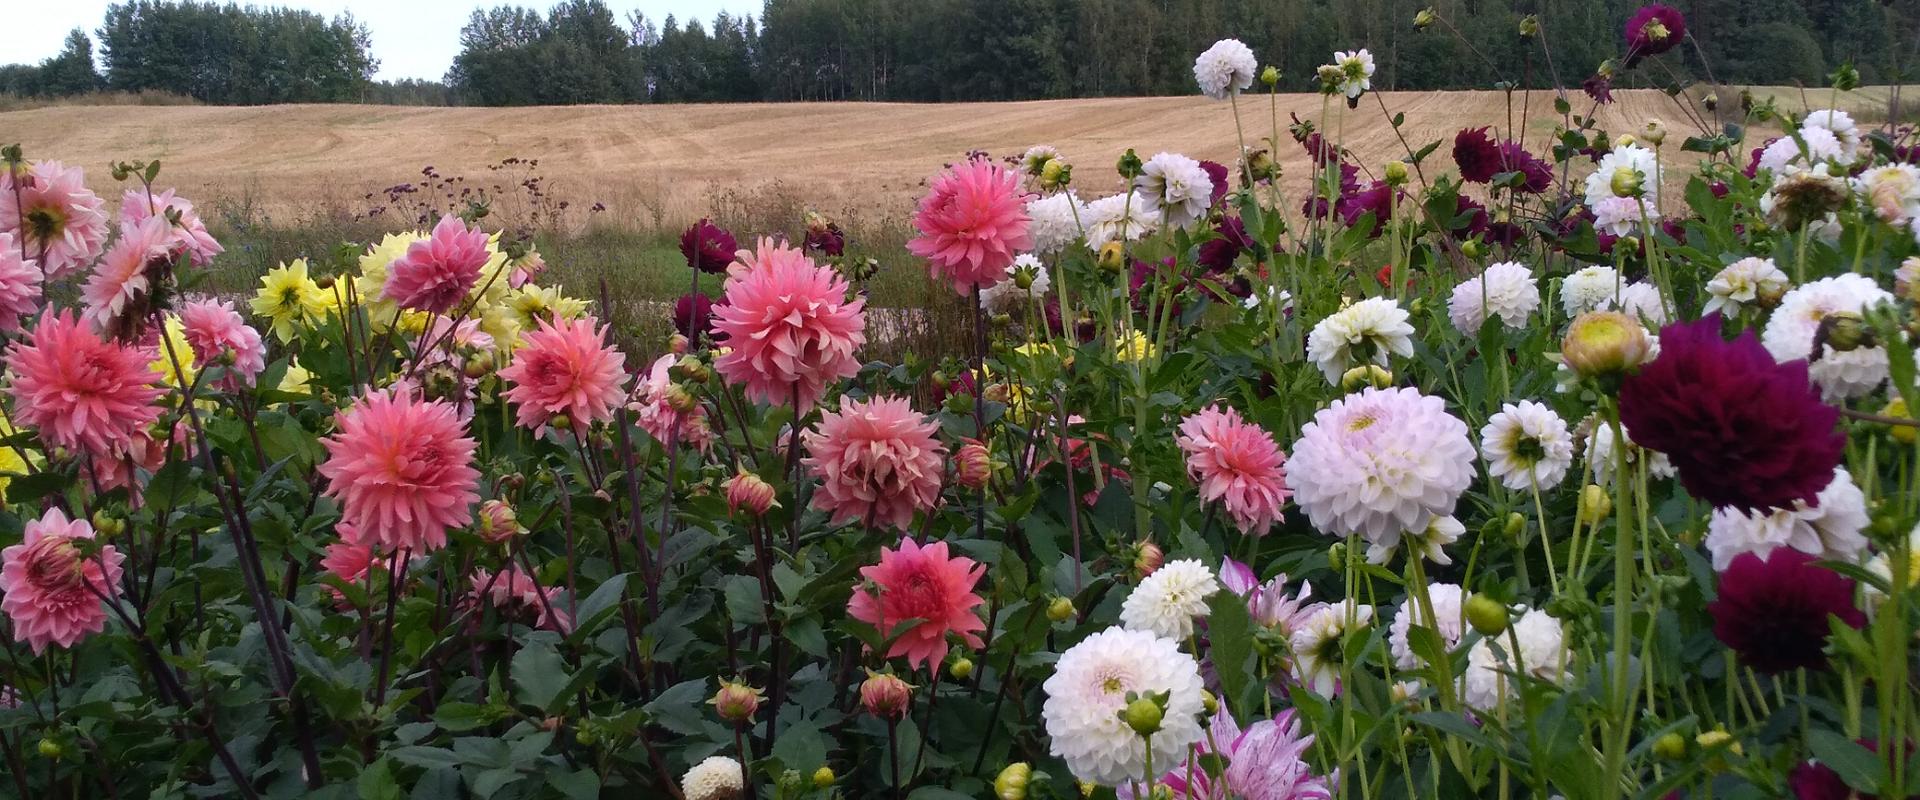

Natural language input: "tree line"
[2,0,1913,105]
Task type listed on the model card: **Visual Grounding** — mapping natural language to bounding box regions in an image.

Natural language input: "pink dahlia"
[907,158,1033,295]
[0,233,44,333]
[384,214,490,314]
[319,388,480,554]
[0,160,109,279]
[1176,406,1291,536]
[1709,548,1864,674]
[710,238,865,410]
[1147,707,1335,800]
[499,315,628,430]
[470,564,572,632]
[680,218,737,274]
[631,353,714,450]
[177,298,266,386]
[83,216,177,333]
[120,188,222,266]
[318,523,381,607]
[847,538,986,670]
[6,310,165,456]
[801,395,945,531]
[0,508,124,654]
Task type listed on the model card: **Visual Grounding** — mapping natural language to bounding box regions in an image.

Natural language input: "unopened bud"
[1200,690,1218,715]
[1562,311,1651,378]
[1040,159,1069,190]
[1341,364,1393,392]
[476,499,522,543]
[1047,596,1076,623]
[1123,695,1164,736]
[1702,93,1719,111]
[1503,512,1525,538]
[1653,732,1688,760]
[1260,65,1281,86]
[1098,242,1126,273]
[664,384,697,414]
[1518,14,1539,37]
[1133,540,1164,578]
[956,438,992,490]
[1578,483,1612,526]
[667,333,690,354]
[860,671,913,720]
[812,766,836,788]
[1465,594,1510,635]
[1612,133,1637,150]
[1641,119,1667,146]
[723,470,779,516]
[1815,312,1874,355]
[1414,7,1436,28]
[1117,149,1144,179]
[1384,161,1409,186]
[709,680,764,724]
[995,763,1033,800]
[1883,398,1916,444]
[1609,165,1645,198]
[948,657,974,681]
[36,739,61,759]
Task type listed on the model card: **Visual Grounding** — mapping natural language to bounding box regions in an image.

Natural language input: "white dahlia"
[1762,273,1894,401]
[1083,193,1161,251]
[1854,164,1920,226]
[1597,281,1667,327]
[680,756,744,800]
[1287,386,1476,549]
[1705,466,1870,571]
[1193,39,1258,100]
[1305,297,1415,385]
[1463,608,1571,711]
[1369,514,1463,566]
[1898,256,1920,301]
[1043,627,1208,785]
[1592,195,1658,236]
[1560,266,1622,317]
[1448,260,1540,335]
[1757,128,1844,176]
[1583,144,1662,209]
[1802,108,1861,160]
[1119,558,1219,641]
[1026,191,1086,255]
[1331,50,1375,99]
[1703,257,1790,316]
[1389,582,1466,672]
[1020,145,1063,176]
[1480,400,1575,491]
[980,254,1052,313]
[1136,152,1215,231]
[1290,600,1374,696]
[1583,417,1675,486]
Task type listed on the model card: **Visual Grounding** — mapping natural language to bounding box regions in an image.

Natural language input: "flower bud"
[1702,93,1719,111]
[1465,594,1510,636]
[1460,239,1484,259]
[1047,596,1076,623]
[36,739,61,759]
[1641,119,1667,147]
[1578,483,1612,526]
[1013,269,1035,291]
[1653,732,1688,760]
[1518,14,1539,37]
[1609,165,1645,198]
[710,679,763,724]
[1503,512,1525,538]
[1830,63,1860,92]
[1040,159,1069,190]
[1260,65,1280,86]
[1340,364,1393,392]
[956,438,992,490]
[1133,540,1164,578]
[1815,312,1874,354]
[90,511,125,538]
[723,470,779,516]
[812,766,836,788]
[1561,311,1651,378]
[860,671,912,720]
[1116,149,1144,179]
[1315,64,1345,93]
[778,769,803,793]
[1384,160,1409,186]
[671,355,709,383]
[1328,540,1347,566]
[1097,242,1126,273]
[1200,689,1218,715]
[463,356,491,379]
[1695,728,1741,755]
[1883,399,1916,444]
[995,763,1033,800]
[664,384,698,414]
[949,657,974,681]
[1612,133,1637,150]
[550,414,572,431]
[1414,7,1436,28]
[1123,695,1164,736]
[667,333,690,354]
[476,499,523,544]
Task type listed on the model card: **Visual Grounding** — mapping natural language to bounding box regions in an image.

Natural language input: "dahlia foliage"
[5,16,1920,799]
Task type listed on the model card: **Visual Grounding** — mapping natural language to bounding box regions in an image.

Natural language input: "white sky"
[3,0,753,81]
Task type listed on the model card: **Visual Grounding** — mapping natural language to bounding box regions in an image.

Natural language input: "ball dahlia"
[1042,626,1207,785]
[1448,260,1540,335]
[1193,38,1258,100]
[1025,192,1086,255]
[384,214,492,314]
[1453,127,1503,184]
[1305,297,1415,385]
[680,755,745,800]
[710,238,865,410]
[846,538,986,670]
[319,388,480,554]
[1082,193,1160,251]
[1462,608,1571,710]
[1136,152,1214,231]
[679,218,737,274]
[1706,466,1868,571]
[1709,548,1864,674]
[907,158,1032,295]
[1480,400,1575,491]
[0,160,108,279]
[1175,405,1290,535]
[800,395,944,531]
[0,508,124,654]
[1287,387,1476,551]
[1703,257,1789,316]
[1388,582,1466,673]
[1623,4,1686,62]
[6,310,165,457]
[1561,265,1623,317]
[498,315,628,430]
[1119,558,1219,641]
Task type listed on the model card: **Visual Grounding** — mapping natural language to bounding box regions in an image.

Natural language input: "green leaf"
[432,702,491,733]
[549,768,600,800]
[511,640,570,712]
[357,757,402,800]
[1206,588,1256,715]
[906,789,976,800]
[569,572,634,637]
[388,746,464,770]
[1808,729,1883,794]
[771,718,828,772]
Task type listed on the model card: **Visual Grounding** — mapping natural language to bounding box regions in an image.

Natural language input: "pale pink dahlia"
[469,565,572,632]
[710,237,866,410]
[498,315,628,430]
[1286,387,1476,553]
[120,188,222,266]
[0,233,44,333]
[0,508,125,654]
[319,388,480,554]
[6,310,165,456]
[631,353,714,450]
[847,538,986,670]
[1176,405,1291,536]
[907,158,1033,295]
[0,160,109,279]
[318,524,381,607]
[177,298,266,386]
[384,214,490,314]
[83,216,177,332]
[801,395,945,531]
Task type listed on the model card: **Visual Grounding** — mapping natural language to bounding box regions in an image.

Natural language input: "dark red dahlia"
[1745,140,1775,178]
[1200,160,1231,206]
[1619,316,1845,514]
[804,219,845,257]
[674,292,716,338]
[1454,127,1503,183]
[1582,74,1615,105]
[1197,215,1253,273]
[1336,181,1395,236]
[1791,740,1918,799]
[679,218,737,274]
[1447,195,1491,240]
[1498,141,1554,193]
[1625,5,1686,63]
[1709,548,1865,675]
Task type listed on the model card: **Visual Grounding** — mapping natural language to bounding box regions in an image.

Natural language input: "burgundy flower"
[1499,141,1554,193]
[1620,316,1845,513]
[1200,160,1231,206]
[1336,181,1395,236]
[1198,215,1253,273]
[1709,548,1864,675]
[675,292,716,338]
[1448,195,1491,240]
[1625,5,1687,63]
[1486,220,1526,248]
[1791,740,1918,799]
[679,219,737,274]
[1454,127,1503,183]
[1582,74,1615,105]
[1745,140,1776,178]
[804,219,846,257]
[1130,257,1188,317]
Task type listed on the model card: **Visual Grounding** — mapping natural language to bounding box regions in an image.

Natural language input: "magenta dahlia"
[679,218,737,274]
[1454,127,1503,184]
[1709,548,1864,675]
[1625,5,1686,63]
[1619,316,1844,514]
[1499,141,1554,193]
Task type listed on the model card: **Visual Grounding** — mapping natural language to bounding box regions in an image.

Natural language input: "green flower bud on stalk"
[1117,149,1144,179]
[1047,596,1076,623]
[995,763,1033,800]
[813,766,837,788]
[1123,695,1164,736]
[1653,732,1688,760]
[1384,161,1409,186]
[1518,15,1539,37]
[949,657,974,681]
[1578,484,1613,526]
[1260,66,1280,87]
[1562,311,1651,378]
[1414,7,1437,28]
[1465,594,1510,635]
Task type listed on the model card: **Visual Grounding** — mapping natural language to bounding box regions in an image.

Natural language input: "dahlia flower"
[1305,297,1415,385]
[1291,600,1373,696]
[1561,266,1623,316]
[979,253,1051,313]
[1802,108,1862,161]
[1462,608,1571,710]
[801,395,944,531]
[1756,127,1845,176]
[1193,39,1258,100]
[1287,387,1476,550]
[1389,582,1466,672]
[1584,144,1661,209]
[847,538,986,670]
[1481,401,1575,491]
[1136,152,1214,231]
[120,187,222,267]
[1709,548,1864,674]
[710,238,865,410]
[1591,196,1658,236]
[1597,281,1668,327]
[1175,405,1290,535]
[1764,171,1851,231]
[0,508,124,654]
[1623,4,1685,61]
[1042,627,1207,785]
[0,233,44,333]
[1331,50,1375,99]
[1453,128,1503,184]
[1377,515,1464,566]
[498,316,628,430]
[1582,417,1675,486]
[1704,257,1789,316]
[1500,141,1555,193]
[1119,558,1219,641]
[1025,192,1086,255]
[0,160,108,279]
[1448,260,1540,335]
[469,564,572,633]
[1706,466,1868,571]
[679,218,737,274]
[1854,163,1920,225]
[6,310,164,457]
[319,388,480,554]
[1762,273,1893,401]
[1020,145,1063,176]
[82,216,175,332]
[631,353,714,451]
[177,298,266,386]
[1082,193,1161,251]
[251,259,330,343]
[352,231,424,331]
[385,214,493,314]
[1198,215,1253,273]
[680,755,745,800]
[1148,707,1336,800]
[1219,558,1323,634]
[907,158,1032,295]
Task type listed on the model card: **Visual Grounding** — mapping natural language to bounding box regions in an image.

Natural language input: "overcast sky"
[5,0,753,82]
